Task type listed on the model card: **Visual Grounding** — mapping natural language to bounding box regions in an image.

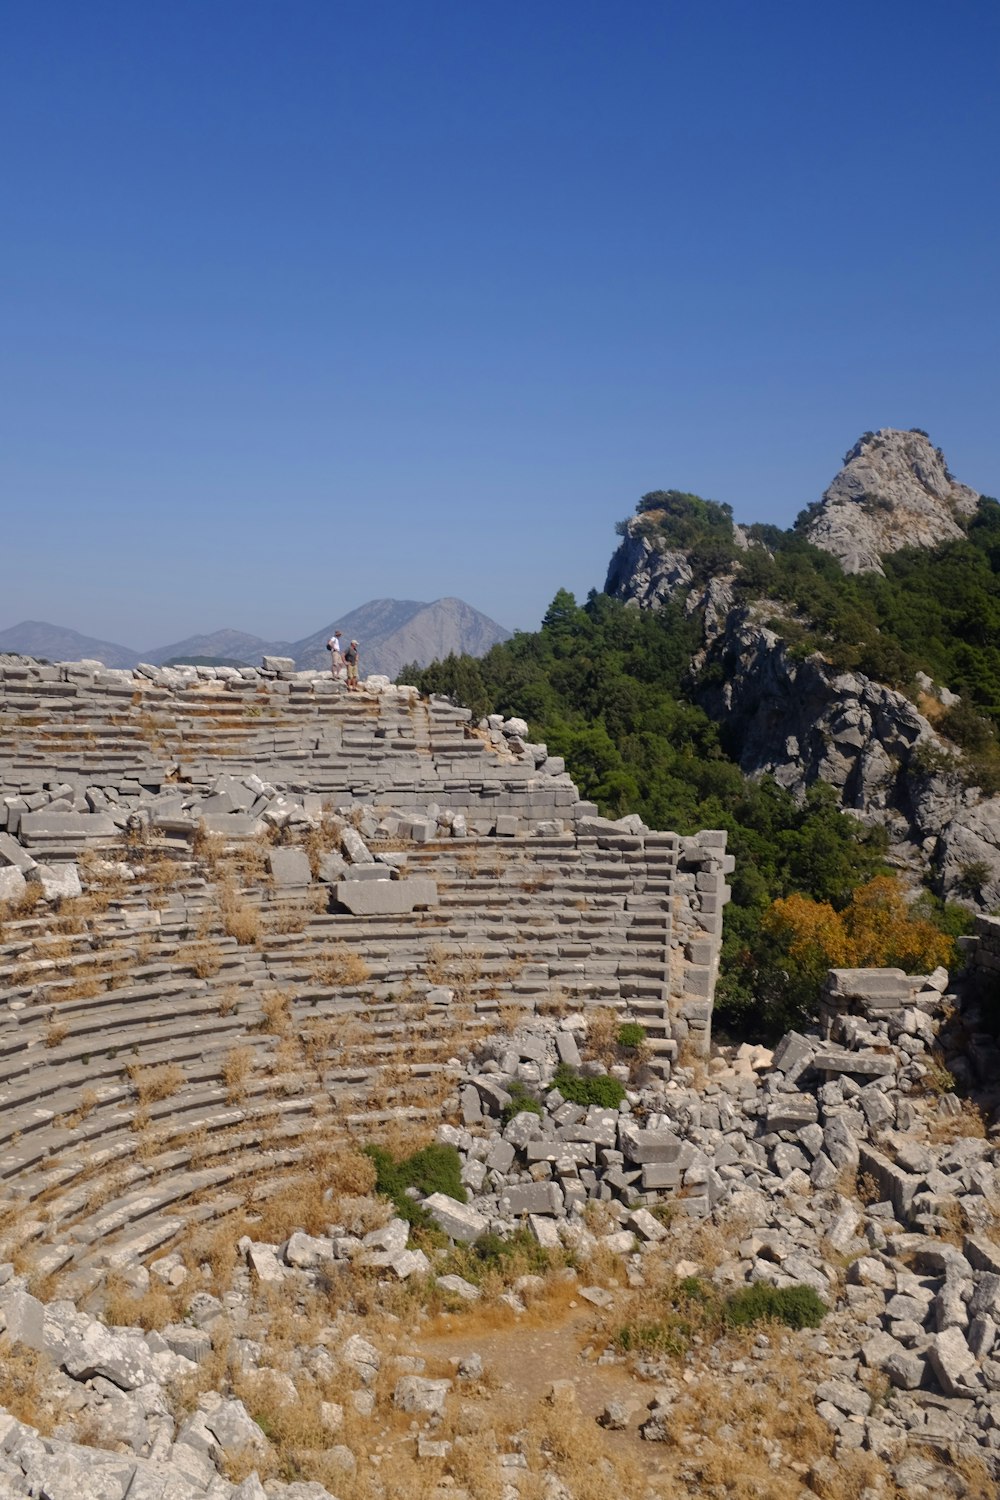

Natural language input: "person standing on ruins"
[344,639,360,692]
[327,630,344,680]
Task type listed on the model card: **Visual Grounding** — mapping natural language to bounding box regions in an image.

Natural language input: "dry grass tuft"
[0,1336,56,1434]
[103,1272,176,1331]
[220,897,261,947]
[128,1060,185,1105]
[178,939,224,978]
[217,985,241,1017]
[259,988,294,1036]
[222,1044,255,1102]
[3,884,43,917]
[66,1087,99,1128]
[926,1096,988,1143]
[44,1017,69,1049]
[312,943,370,988]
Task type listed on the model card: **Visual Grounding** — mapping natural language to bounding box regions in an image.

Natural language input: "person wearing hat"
[344,639,360,692]
[326,630,344,680]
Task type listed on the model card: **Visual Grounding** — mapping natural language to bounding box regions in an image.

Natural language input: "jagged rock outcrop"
[603,430,1000,905]
[695,605,1000,895]
[604,531,695,610]
[802,428,980,575]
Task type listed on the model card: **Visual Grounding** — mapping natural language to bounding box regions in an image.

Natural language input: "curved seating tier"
[0,660,730,1292]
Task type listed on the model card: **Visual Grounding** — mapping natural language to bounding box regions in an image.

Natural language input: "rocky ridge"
[604,431,1000,906]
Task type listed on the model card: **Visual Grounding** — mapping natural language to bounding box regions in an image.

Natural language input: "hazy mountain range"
[0,597,510,680]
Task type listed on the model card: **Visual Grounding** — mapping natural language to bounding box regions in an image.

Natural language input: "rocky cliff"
[801,428,980,575]
[605,431,1000,907]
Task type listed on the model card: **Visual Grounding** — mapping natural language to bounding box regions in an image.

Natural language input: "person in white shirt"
[327,631,344,679]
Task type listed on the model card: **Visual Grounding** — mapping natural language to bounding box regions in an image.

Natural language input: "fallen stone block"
[858,1145,919,1222]
[26,862,82,901]
[436,1274,480,1302]
[556,1030,581,1067]
[341,1333,380,1381]
[764,1097,819,1132]
[394,1376,451,1415]
[641,1161,682,1191]
[812,1048,895,1078]
[965,1234,1000,1275]
[968,1273,1000,1322]
[267,847,312,887]
[317,850,348,883]
[826,968,911,1008]
[340,826,374,864]
[474,1078,512,1116]
[0,833,35,871]
[61,1323,162,1392]
[499,1181,564,1217]
[0,866,27,903]
[423,1194,488,1243]
[18,811,117,844]
[927,1326,976,1397]
[389,1249,431,1279]
[503,1110,544,1149]
[619,1124,683,1165]
[528,1215,562,1248]
[334,876,437,915]
[246,1244,284,1284]
[198,813,263,838]
[284,1231,335,1268]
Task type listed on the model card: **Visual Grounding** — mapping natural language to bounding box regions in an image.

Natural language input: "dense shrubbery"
[401,488,991,1035]
[553,1065,626,1109]
[364,1142,466,1227]
[723,1282,828,1330]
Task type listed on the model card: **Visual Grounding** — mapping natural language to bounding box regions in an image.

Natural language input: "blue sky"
[3,0,998,647]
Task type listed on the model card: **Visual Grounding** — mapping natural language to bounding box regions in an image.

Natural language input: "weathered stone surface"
[927,1326,976,1397]
[422,1194,488,1242]
[765,1096,819,1131]
[284,1231,335,1268]
[60,1323,161,1391]
[0,865,26,902]
[26,861,82,900]
[804,429,979,576]
[499,1181,564,1217]
[267,846,312,886]
[394,1376,451,1415]
[334,875,436,914]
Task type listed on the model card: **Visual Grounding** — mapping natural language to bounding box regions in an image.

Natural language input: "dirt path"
[413,1294,668,1480]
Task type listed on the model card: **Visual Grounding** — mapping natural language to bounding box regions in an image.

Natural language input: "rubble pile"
[0,964,996,1496]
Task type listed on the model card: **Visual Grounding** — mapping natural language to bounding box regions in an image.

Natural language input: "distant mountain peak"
[0,598,510,678]
[0,620,139,669]
[800,428,981,575]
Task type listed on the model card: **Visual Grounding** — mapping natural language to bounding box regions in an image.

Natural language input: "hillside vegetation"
[402,483,998,1035]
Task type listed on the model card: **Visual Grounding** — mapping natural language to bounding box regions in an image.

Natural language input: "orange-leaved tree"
[762,876,954,1027]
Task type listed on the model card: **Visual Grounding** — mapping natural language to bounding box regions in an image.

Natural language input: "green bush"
[616,1022,647,1050]
[723,1282,827,1331]
[553,1064,625,1109]
[501,1080,543,1125]
[364,1142,467,1227]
